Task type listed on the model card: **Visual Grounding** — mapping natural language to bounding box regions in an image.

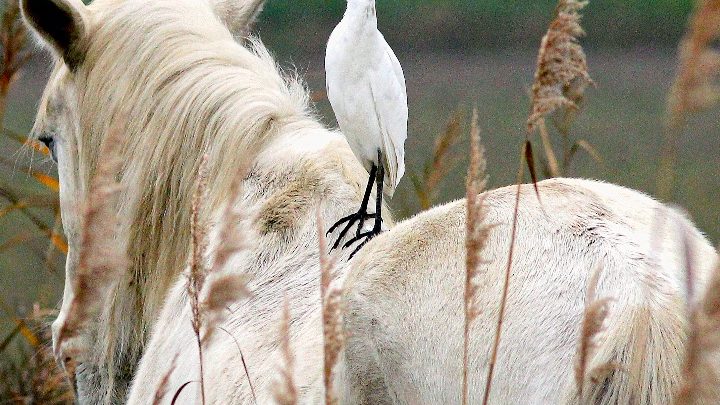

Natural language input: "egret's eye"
[38,135,58,163]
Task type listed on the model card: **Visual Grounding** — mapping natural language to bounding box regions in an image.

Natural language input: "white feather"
[325,0,408,197]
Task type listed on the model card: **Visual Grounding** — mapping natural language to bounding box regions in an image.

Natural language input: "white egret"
[325,0,408,257]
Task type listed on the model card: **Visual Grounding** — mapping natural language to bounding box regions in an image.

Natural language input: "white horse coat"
[22,0,717,403]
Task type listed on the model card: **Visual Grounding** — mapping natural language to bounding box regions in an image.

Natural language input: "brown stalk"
[462,109,490,405]
[575,266,611,400]
[187,157,252,404]
[0,305,75,404]
[537,121,561,177]
[188,154,210,405]
[660,0,720,199]
[675,242,720,405]
[413,110,464,210]
[316,209,343,405]
[667,0,720,127]
[482,142,527,405]
[528,0,594,176]
[218,326,257,404]
[273,296,297,405]
[56,125,127,350]
[152,354,179,405]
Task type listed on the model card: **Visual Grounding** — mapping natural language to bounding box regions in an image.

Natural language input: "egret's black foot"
[327,211,376,250]
[345,224,383,259]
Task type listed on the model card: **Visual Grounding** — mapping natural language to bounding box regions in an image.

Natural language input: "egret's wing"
[385,42,407,95]
[370,43,408,196]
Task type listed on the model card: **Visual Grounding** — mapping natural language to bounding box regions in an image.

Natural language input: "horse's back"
[339,178,717,404]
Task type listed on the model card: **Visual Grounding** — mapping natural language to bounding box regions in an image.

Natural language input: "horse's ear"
[21,0,89,69]
[211,0,265,37]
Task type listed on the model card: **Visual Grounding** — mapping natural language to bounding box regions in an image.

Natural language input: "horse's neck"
[223,127,368,312]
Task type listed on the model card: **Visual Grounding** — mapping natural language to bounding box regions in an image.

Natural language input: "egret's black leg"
[327,164,377,250]
[346,157,385,259]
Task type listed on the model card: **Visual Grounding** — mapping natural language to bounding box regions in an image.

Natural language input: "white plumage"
[325,0,408,255]
[325,0,408,197]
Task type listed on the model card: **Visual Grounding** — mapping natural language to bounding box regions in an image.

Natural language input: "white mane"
[32,0,333,401]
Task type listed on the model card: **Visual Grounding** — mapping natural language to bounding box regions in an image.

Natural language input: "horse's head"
[22,0,267,397]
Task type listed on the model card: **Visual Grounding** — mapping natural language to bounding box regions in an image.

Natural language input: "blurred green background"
[1,0,718,342]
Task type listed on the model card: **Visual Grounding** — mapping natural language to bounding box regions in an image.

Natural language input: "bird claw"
[344,225,383,259]
[347,231,379,259]
[327,211,378,252]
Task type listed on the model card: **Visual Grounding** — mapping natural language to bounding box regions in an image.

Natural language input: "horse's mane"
[70,0,321,398]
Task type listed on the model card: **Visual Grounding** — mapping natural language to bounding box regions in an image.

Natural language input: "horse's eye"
[38,135,58,163]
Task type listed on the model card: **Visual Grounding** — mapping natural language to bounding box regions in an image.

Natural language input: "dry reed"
[273,296,298,405]
[574,266,611,400]
[482,141,529,405]
[675,249,720,405]
[667,0,720,127]
[55,125,127,353]
[413,110,465,210]
[462,109,490,405]
[316,210,344,405]
[187,155,252,404]
[219,326,258,404]
[528,0,594,176]
[151,353,179,405]
[188,154,210,405]
[660,0,720,199]
[0,306,74,404]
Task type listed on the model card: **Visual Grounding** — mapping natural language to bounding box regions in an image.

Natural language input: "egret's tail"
[381,151,404,198]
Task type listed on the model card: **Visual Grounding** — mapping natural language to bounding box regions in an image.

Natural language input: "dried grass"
[528,0,595,176]
[462,109,490,405]
[575,266,611,400]
[413,110,465,210]
[316,210,344,405]
[667,0,720,126]
[55,125,127,353]
[675,253,720,405]
[187,154,210,405]
[0,304,74,404]
[219,326,257,404]
[187,156,252,404]
[273,297,297,405]
[151,353,178,405]
[528,0,592,132]
[660,0,720,199]
[482,140,532,405]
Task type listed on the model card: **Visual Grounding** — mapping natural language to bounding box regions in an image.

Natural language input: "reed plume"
[575,266,611,400]
[187,154,210,405]
[187,156,252,404]
[675,252,720,405]
[56,125,127,352]
[199,162,252,346]
[414,110,465,210]
[462,109,490,405]
[528,0,595,177]
[316,210,343,405]
[660,0,720,199]
[667,0,720,127]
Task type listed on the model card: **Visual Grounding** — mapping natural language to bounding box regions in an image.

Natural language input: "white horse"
[22,0,717,403]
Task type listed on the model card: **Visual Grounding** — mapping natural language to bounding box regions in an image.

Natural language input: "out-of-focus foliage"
[258,0,694,54]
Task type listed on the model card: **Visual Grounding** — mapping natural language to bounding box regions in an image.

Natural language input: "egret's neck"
[344,0,377,23]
